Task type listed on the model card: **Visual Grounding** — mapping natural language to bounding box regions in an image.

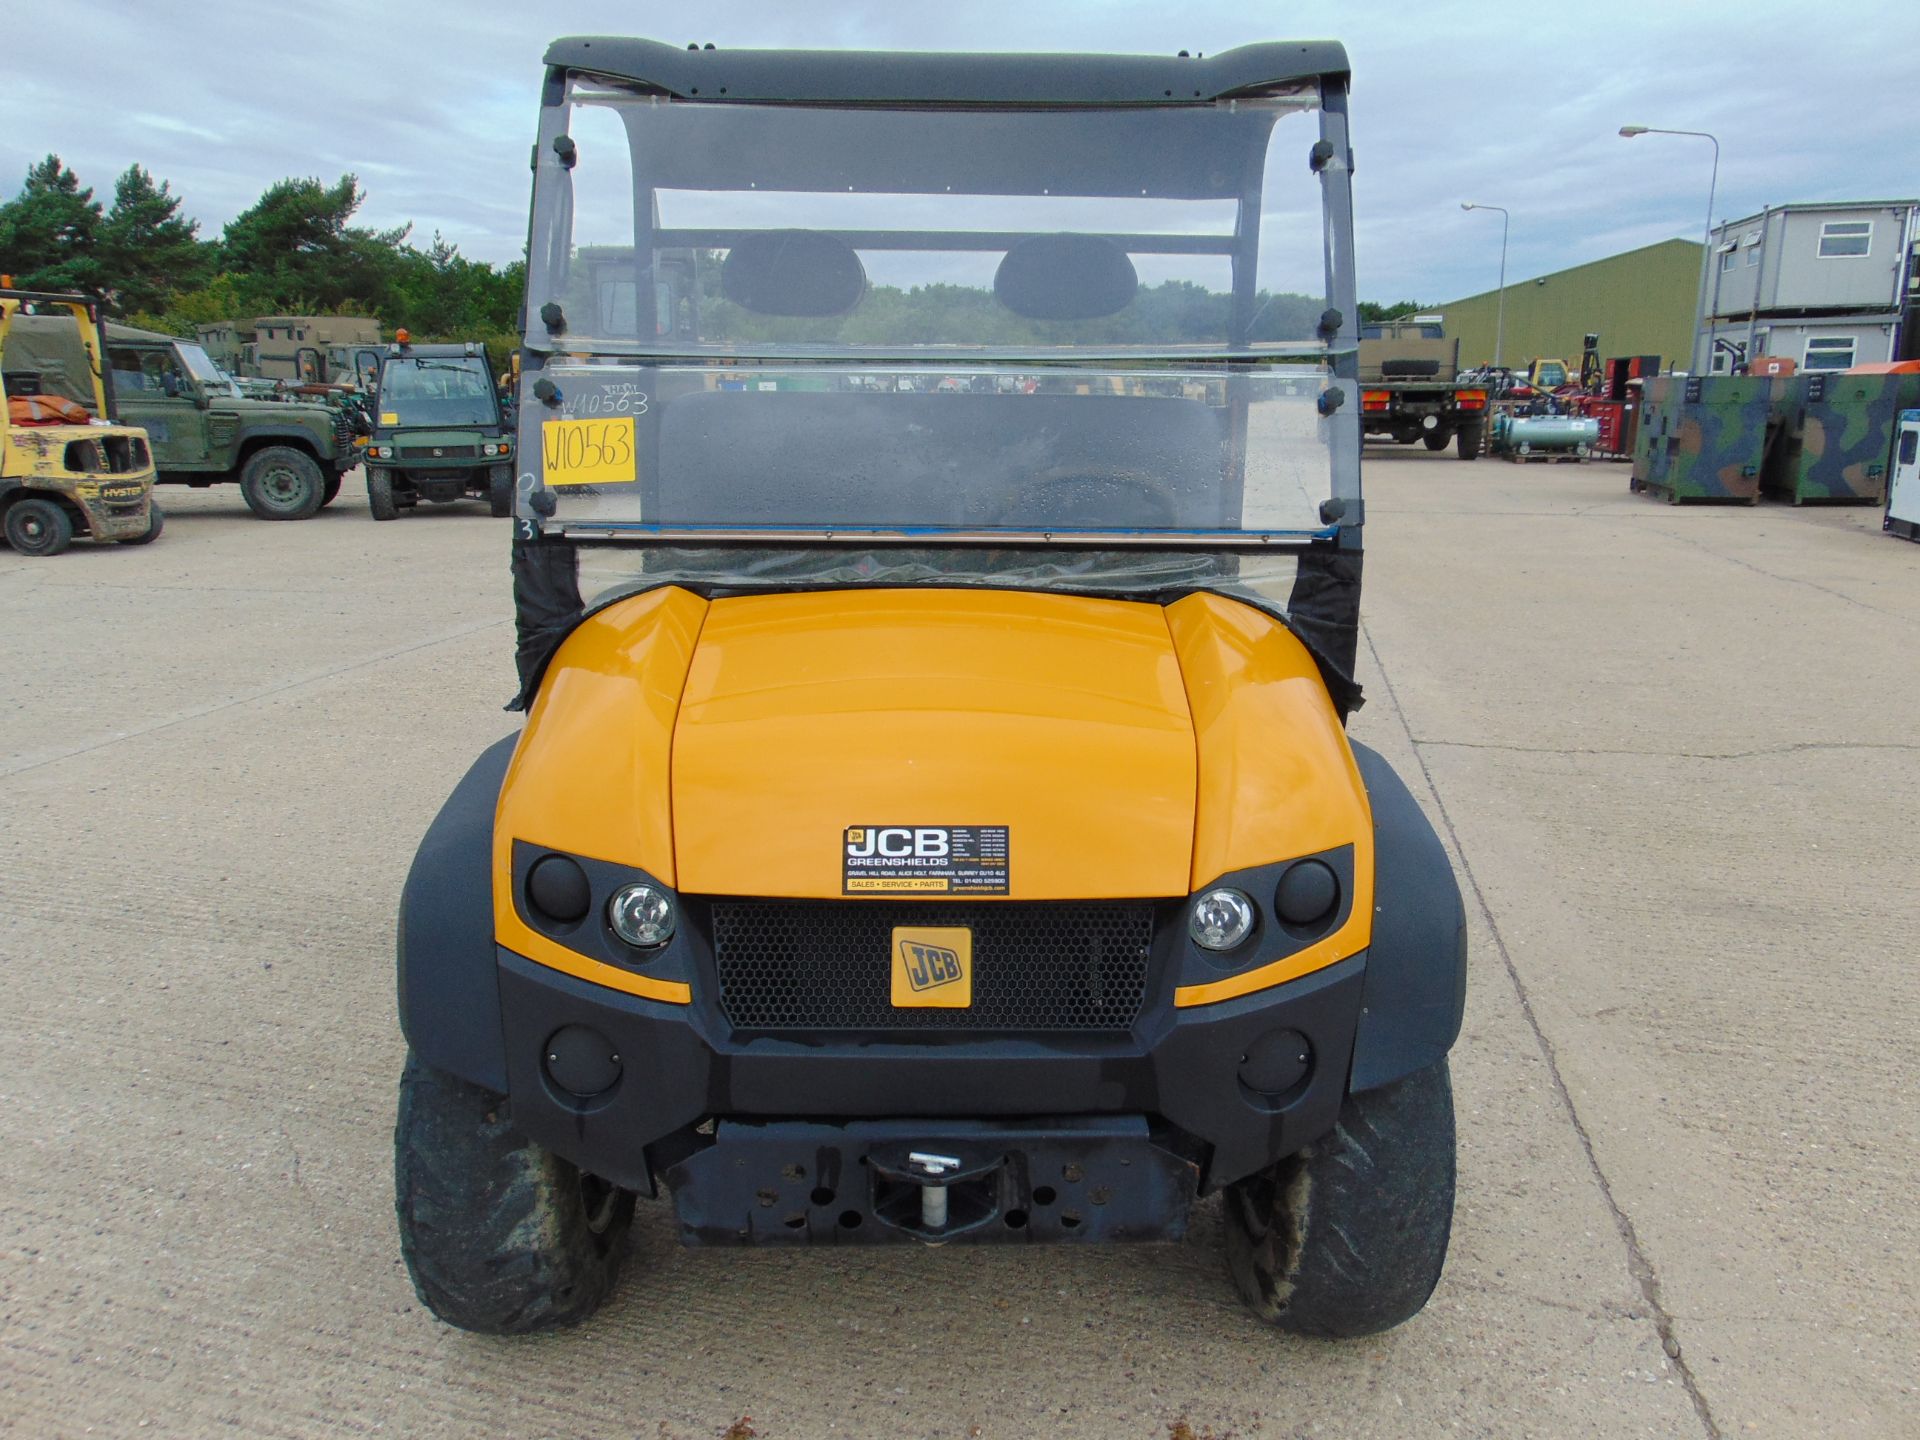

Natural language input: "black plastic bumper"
[667,1116,1198,1244]
[496,947,1366,1200]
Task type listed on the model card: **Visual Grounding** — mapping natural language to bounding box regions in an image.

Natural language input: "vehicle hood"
[218,398,333,421]
[669,588,1197,899]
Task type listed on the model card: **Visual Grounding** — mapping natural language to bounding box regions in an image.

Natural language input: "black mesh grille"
[710,901,1155,1033]
[399,443,478,459]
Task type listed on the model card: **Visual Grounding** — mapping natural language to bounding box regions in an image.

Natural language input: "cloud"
[5,0,1917,301]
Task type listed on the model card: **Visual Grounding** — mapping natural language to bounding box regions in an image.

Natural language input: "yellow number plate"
[891,927,972,1008]
[542,415,636,487]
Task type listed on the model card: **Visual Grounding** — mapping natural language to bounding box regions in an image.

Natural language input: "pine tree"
[0,154,104,292]
[99,164,210,314]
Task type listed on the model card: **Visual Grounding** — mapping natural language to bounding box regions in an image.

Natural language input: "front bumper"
[495,944,1366,1220]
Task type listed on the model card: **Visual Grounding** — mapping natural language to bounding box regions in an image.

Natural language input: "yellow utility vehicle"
[394,36,1465,1339]
[1,287,161,555]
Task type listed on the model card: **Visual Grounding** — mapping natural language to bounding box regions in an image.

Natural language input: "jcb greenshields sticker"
[843,825,1009,895]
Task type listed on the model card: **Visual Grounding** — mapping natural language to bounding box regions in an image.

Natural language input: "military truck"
[363,337,514,520]
[1358,315,1488,458]
[1,287,163,555]
[101,325,357,519]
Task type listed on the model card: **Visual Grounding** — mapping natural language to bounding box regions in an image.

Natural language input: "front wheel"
[489,464,515,518]
[367,468,399,521]
[240,445,326,520]
[3,496,74,556]
[119,500,164,545]
[394,1053,636,1334]
[321,473,343,507]
[1223,1059,1455,1338]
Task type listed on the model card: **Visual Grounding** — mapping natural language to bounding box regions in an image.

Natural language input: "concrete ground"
[1,454,1915,1439]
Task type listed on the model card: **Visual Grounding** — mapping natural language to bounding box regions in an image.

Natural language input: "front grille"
[399,443,478,459]
[710,900,1155,1033]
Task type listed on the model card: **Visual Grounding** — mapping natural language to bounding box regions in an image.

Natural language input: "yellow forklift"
[1,286,161,554]
[394,36,1465,1339]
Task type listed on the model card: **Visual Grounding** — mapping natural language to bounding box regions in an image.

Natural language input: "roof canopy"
[543,37,1349,106]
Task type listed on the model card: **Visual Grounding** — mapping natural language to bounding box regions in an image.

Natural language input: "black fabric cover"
[510,538,584,710]
[1285,545,1363,715]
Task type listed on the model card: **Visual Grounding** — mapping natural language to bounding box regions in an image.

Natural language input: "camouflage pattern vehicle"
[1630,374,1775,503]
[1,288,162,556]
[363,338,513,520]
[1765,370,1920,505]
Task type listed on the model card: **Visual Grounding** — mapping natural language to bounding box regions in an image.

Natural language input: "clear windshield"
[515,80,1358,548]
[528,84,1333,360]
[378,356,499,427]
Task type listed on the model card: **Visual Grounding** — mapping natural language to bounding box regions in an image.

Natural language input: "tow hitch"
[664,1117,1200,1246]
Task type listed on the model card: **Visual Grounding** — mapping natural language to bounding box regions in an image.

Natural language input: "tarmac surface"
[1,452,1915,1439]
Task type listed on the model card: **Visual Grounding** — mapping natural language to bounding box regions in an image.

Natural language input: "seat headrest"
[721,230,868,317]
[994,235,1138,320]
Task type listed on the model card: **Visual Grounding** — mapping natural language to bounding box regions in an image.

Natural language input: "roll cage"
[511,39,1365,712]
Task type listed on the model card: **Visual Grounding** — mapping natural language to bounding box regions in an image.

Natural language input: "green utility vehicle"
[364,339,514,520]
[103,326,357,519]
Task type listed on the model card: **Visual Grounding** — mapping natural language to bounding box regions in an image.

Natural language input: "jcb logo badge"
[890,927,972,1008]
[847,827,951,859]
[901,940,962,991]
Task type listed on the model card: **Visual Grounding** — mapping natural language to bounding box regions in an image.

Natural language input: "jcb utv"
[2,287,162,556]
[395,37,1467,1339]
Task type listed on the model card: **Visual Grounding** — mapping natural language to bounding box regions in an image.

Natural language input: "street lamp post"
[1619,125,1720,372]
[1460,202,1510,368]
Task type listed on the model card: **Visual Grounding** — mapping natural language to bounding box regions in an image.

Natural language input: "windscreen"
[528,84,1330,359]
[378,355,499,427]
[515,81,1358,547]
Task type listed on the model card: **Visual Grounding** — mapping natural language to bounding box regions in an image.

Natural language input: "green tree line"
[0,154,522,353]
[1,152,1432,357]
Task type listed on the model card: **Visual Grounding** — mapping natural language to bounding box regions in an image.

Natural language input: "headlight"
[607,882,675,948]
[1189,887,1255,951]
[371,445,390,459]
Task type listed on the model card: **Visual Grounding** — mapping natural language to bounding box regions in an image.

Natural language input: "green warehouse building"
[1438,238,1703,372]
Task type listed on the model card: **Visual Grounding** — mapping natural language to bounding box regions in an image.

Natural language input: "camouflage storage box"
[1630,375,1775,504]
[1763,371,1920,505]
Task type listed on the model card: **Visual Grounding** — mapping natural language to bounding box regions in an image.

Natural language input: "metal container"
[1630,374,1775,503]
[1492,412,1599,461]
[1764,371,1920,505]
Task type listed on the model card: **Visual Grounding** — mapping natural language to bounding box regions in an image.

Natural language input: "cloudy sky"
[7,0,1918,304]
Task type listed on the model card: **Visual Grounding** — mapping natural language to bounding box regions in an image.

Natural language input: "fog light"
[526,853,590,924]
[1276,860,1340,927]
[608,881,675,948]
[1189,887,1255,951]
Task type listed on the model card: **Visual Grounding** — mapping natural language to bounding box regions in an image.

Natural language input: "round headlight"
[608,882,675,948]
[1189,887,1255,951]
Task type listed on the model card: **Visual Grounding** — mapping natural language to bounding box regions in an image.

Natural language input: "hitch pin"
[909,1151,962,1230]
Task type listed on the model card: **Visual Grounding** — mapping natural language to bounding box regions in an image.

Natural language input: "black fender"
[396,734,518,1091]
[1346,740,1467,1092]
